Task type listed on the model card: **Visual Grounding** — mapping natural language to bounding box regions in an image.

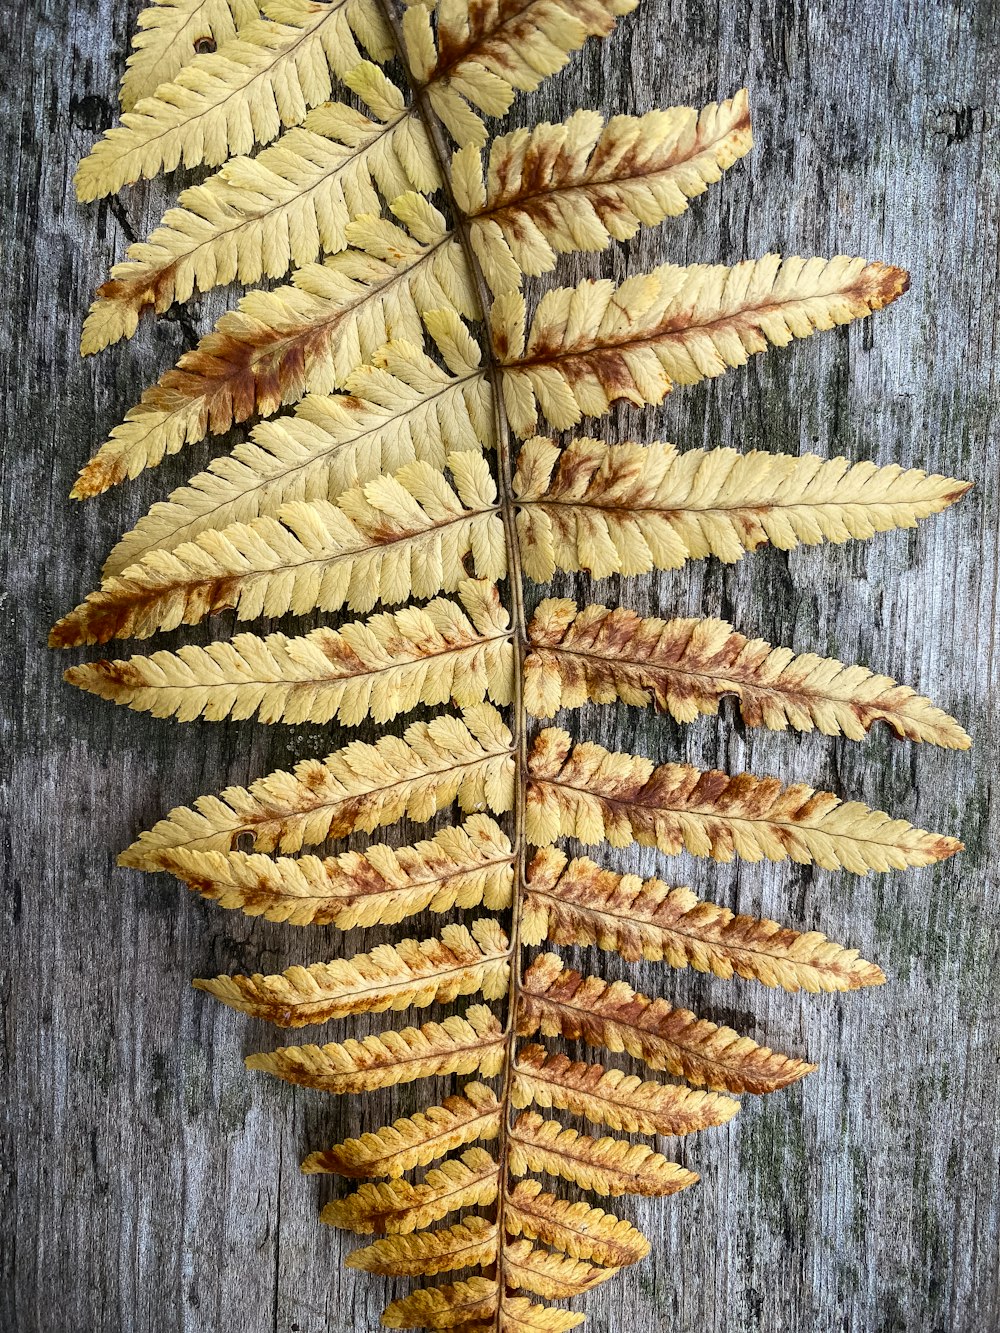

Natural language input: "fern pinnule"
[503,1181,650,1268]
[514,437,970,578]
[519,954,816,1094]
[246,1004,506,1093]
[152,814,513,926]
[495,255,908,435]
[345,1216,500,1277]
[521,847,885,990]
[508,1113,699,1198]
[193,918,510,1025]
[118,704,514,865]
[303,1081,502,1177]
[525,600,972,747]
[489,1239,619,1300]
[526,727,962,872]
[322,1146,500,1234]
[457,91,752,282]
[511,1045,740,1136]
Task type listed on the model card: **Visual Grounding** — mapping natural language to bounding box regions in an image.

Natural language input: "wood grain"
[3,1,999,1330]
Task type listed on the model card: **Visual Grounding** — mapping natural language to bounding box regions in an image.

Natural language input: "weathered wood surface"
[3,1,999,1329]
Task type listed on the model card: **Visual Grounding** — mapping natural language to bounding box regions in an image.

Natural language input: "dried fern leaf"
[97,335,490,572]
[322,1146,499,1234]
[194,918,510,1026]
[512,1043,739,1136]
[247,1003,506,1093]
[65,582,514,726]
[405,0,638,146]
[119,704,514,865]
[495,255,909,436]
[383,1278,584,1331]
[509,1113,698,1198]
[51,454,504,648]
[346,1216,499,1276]
[76,206,472,491]
[513,437,971,580]
[503,1239,618,1300]
[521,846,885,991]
[120,0,262,110]
[80,68,437,353]
[524,599,971,747]
[76,0,393,199]
[519,953,815,1094]
[303,1082,501,1177]
[504,1179,649,1268]
[458,91,751,286]
[155,814,513,926]
[526,727,962,873]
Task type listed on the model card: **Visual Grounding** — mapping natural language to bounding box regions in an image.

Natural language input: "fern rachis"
[58,0,972,1327]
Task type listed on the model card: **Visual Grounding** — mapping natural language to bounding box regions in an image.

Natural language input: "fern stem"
[373,1,529,1317]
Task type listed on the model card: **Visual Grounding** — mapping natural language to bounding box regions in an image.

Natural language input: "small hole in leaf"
[194,36,217,53]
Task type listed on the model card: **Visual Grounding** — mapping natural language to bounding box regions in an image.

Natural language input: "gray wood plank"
[3,0,998,1330]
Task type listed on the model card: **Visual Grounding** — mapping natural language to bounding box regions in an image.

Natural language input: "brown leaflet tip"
[49,619,78,650]
[873,264,910,307]
[70,454,127,498]
[856,963,888,988]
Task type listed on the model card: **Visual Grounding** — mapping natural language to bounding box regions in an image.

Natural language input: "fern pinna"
[56,0,970,1327]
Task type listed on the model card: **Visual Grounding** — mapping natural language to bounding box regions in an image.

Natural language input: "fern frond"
[51,454,504,648]
[509,1113,698,1198]
[322,1146,499,1234]
[97,334,489,571]
[247,1003,506,1093]
[514,437,971,579]
[346,1216,499,1276]
[155,813,512,925]
[524,600,971,747]
[193,918,510,1025]
[521,846,886,991]
[458,91,752,285]
[120,0,262,110]
[80,67,437,353]
[495,255,909,435]
[76,0,393,199]
[76,205,472,491]
[511,1044,740,1136]
[519,954,816,1094]
[526,727,962,873]
[382,1277,584,1330]
[65,582,513,725]
[404,0,638,146]
[504,1180,649,1268]
[119,704,514,865]
[303,1082,501,1177]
